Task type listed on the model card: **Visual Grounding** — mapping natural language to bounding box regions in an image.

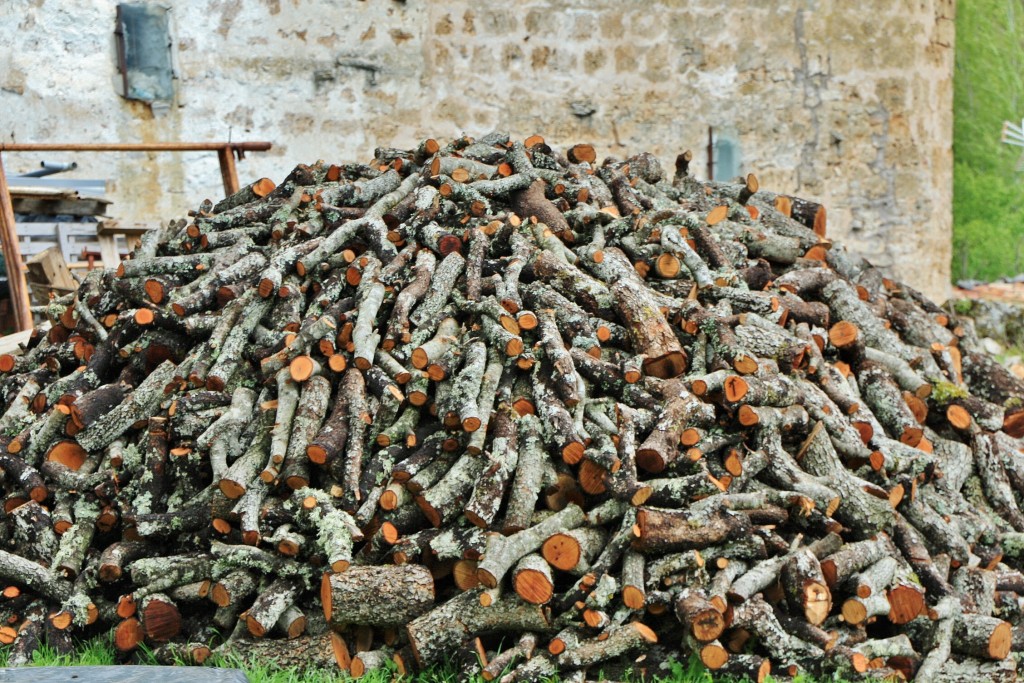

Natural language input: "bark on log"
[322,564,434,629]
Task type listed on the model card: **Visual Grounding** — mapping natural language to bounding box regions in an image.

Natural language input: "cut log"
[322,565,434,628]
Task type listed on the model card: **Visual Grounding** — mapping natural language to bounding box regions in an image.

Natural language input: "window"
[115,4,174,103]
[712,131,741,182]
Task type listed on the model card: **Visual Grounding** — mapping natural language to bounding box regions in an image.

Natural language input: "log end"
[732,355,758,375]
[635,448,666,474]
[514,568,554,605]
[577,459,608,495]
[114,617,144,652]
[285,475,310,491]
[246,614,267,638]
[331,631,352,671]
[946,404,972,431]
[619,585,645,611]
[218,479,246,500]
[841,598,867,625]
[706,206,728,226]
[803,581,832,626]
[1003,408,1024,438]
[47,440,88,470]
[542,533,581,572]
[307,444,329,465]
[989,620,1013,660]
[828,321,860,349]
[632,621,659,644]
[410,348,429,370]
[643,351,687,380]
[321,573,334,623]
[452,559,480,591]
[886,584,925,625]
[144,279,166,304]
[898,426,924,447]
[737,405,760,427]
[289,356,317,382]
[477,567,499,590]
[561,441,585,465]
[141,598,181,642]
[567,143,597,165]
[723,375,749,402]
[699,642,729,670]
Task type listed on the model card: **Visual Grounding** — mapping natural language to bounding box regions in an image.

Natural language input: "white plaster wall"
[0,0,955,300]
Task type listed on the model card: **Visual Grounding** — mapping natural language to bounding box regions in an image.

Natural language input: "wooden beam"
[0,327,41,357]
[0,155,33,332]
[12,197,110,217]
[217,146,240,197]
[0,142,272,153]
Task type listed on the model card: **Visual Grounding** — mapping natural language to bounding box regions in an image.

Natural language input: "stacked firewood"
[0,132,1021,682]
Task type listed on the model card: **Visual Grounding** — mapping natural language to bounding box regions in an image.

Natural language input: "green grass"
[953,0,1024,281]
[0,632,813,683]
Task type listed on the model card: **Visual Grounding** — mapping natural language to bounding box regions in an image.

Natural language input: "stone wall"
[0,0,955,300]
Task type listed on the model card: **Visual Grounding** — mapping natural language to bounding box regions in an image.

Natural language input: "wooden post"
[217,146,240,197]
[0,154,32,332]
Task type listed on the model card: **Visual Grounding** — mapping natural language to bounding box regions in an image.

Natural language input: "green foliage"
[0,636,853,683]
[931,379,970,402]
[953,0,1024,281]
[659,656,715,682]
[952,298,975,315]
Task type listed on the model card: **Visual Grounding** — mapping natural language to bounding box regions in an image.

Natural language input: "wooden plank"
[57,224,100,236]
[16,223,71,237]
[0,154,33,331]
[97,234,120,268]
[12,197,110,217]
[20,242,59,256]
[0,666,249,682]
[0,327,43,356]
[97,220,159,237]
[6,177,108,196]
[8,187,79,199]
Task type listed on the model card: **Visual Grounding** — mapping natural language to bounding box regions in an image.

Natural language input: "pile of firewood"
[0,132,1022,682]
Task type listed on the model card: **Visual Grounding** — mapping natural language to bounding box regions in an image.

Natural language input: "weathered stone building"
[0,0,955,300]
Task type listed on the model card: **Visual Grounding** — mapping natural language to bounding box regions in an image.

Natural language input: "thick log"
[557,621,658,670]
[612,279,687,379]
[633,506,751,553]
[635,380,714,473]
[477,504,585,588]
[780,548,832,626]
[322,564,434,628]
[216,632,347,674]
[675,587,725,642]
[952,613,1012,660]
[405,588,550,668]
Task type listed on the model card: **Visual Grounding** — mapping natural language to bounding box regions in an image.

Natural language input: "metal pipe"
[20,161,78,178]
